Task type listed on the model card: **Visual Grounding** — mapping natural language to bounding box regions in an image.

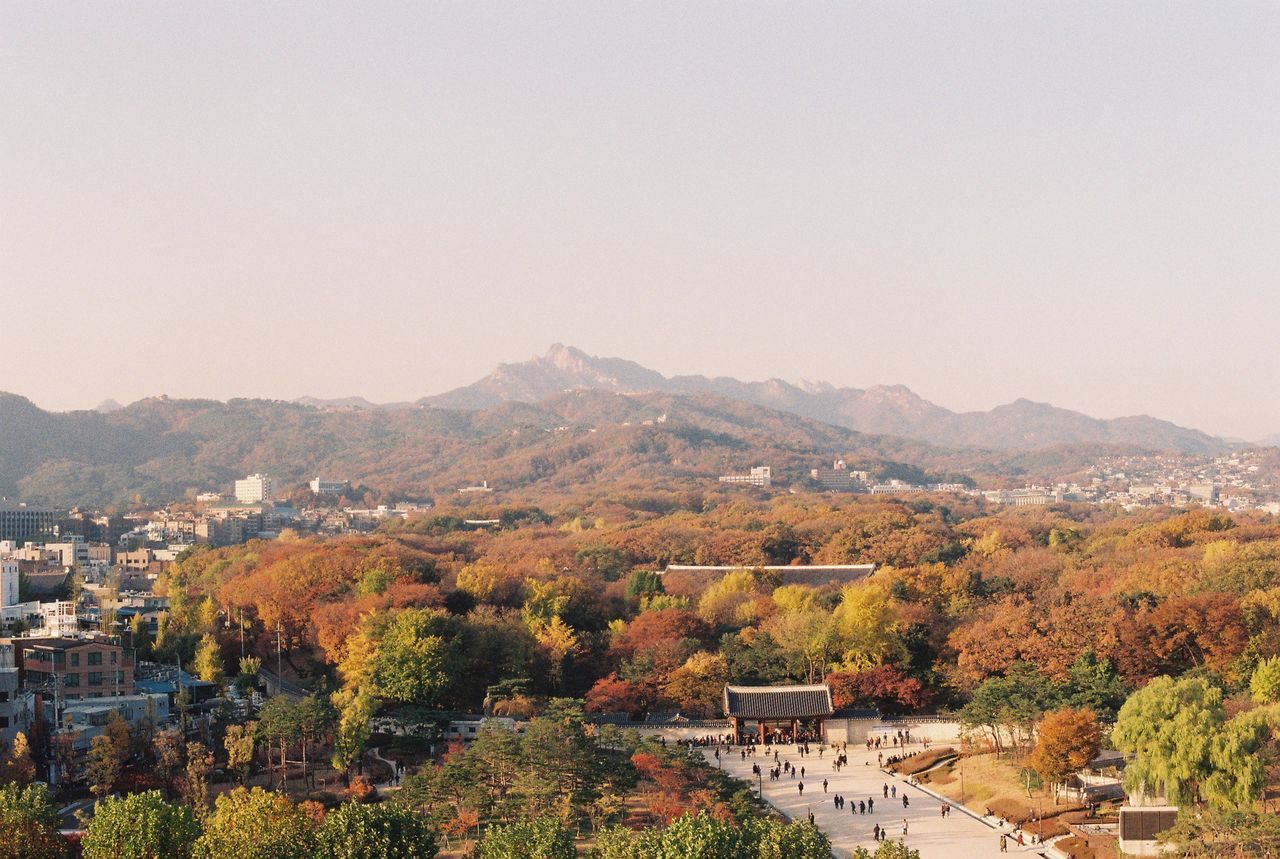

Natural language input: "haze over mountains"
[332,344,1229,454]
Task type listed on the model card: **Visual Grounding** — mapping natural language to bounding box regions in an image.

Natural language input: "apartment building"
[234,473,274,504]
[16,637,134,699]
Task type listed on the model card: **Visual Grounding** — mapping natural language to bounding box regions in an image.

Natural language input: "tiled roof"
[723,684,834,719]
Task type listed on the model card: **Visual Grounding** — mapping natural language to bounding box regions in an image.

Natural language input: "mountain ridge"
[413,344,1229,454]
[0,388,975,507]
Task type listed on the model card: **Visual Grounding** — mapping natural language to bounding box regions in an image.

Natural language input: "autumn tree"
[1251,656,1280,703]
[86,735,122,800]
[182,741,214,817]
[585,674,649,718]
[194,633,225,685]
[224,723,257,786]
[0,782,66,859]
[0,732,37,785]
[194,787,318,859]
[1029,708,1102,802]
[370,608,457,706]
[82,791,200,859]
[825,665,929,716]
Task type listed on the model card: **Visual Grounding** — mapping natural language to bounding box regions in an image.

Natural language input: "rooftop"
[723,684,834,720]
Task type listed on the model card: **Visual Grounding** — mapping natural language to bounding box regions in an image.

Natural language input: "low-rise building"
[16,636,134,700]
[719,467,772,488]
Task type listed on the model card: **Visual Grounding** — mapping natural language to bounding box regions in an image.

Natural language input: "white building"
[1,560,18,608]
[719,466,772,488]
[38,601,79,637]
[234,473,274,504]
[44,536,89,570]
[309,477,350,495]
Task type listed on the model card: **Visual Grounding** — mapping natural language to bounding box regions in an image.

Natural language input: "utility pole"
[238,608,244,659]
[276,620,282,682]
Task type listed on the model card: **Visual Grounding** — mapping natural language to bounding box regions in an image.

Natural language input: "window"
[70,653,79,667]
[87,672,103,686]
[88,651,102,666]
[0,716,8,728]
[116,671,126,684]
[64,674,79,687]
[110,651,117,664]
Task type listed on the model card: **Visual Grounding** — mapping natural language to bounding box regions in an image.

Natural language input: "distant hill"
[420,344,1229,454]
[0,390,975,507]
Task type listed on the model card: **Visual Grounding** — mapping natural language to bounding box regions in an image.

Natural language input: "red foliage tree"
[825,665,930,716]
[585,673,650,717]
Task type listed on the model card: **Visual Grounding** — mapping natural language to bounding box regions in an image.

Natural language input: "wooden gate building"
[723,683,835,744]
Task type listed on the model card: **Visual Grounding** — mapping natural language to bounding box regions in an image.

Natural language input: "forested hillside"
[0,390,979,506]
[153,494,1280,722]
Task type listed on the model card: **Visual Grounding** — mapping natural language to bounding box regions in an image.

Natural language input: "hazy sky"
[3,3,1278,438]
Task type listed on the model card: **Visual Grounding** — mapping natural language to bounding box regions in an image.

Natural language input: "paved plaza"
[704,741,1049,858]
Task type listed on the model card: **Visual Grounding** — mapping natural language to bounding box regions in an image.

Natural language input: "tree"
[1029,708,1102,803]
[224,723,257,786]
[533,615,579,691]
[1158,808,1280,856]
[624,570,663,603]
[82,791,200,859]
[194,633,225,685]
[153,729,185,798]
[183,741,214,817]
[749,817,833,859]
[663,652,729,717]
[86,735,123,800]
[317,802,439,858]
[585,674,648,718]
[473,817,574,859]
[852,842,922,859]
[514,700,600,821]
[825,665,930,716]
[0,782,66,859]
[1251,656,1280,703]
[194,787,317,859]
[331,689,376,783]
[1113,676,1225,805]
[1063,652,1128,720]
[0,732,36,785]
[832,581,906,670]
[370,609,456,706]
[959,663,1063,755]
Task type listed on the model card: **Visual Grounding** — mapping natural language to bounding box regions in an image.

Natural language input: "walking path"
[702,741,1047,859]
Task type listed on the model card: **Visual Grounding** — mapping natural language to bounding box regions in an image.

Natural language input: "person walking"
[903,794,909,808]
[859,799,866,814]
[891,785,897,798]
[902,819,908,837]
[1000,834,1008,852]
[823,778,829,793]
[868,797,874,813]
[798,781,804,796]
[883,783,889,798]
[873,823,881,841]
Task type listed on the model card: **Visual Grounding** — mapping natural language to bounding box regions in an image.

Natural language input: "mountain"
[94,399,124,414]
[0,390,970,507]
[423,345,1229,454]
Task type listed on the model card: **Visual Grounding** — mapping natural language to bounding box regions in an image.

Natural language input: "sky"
[2,2,1278,439]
